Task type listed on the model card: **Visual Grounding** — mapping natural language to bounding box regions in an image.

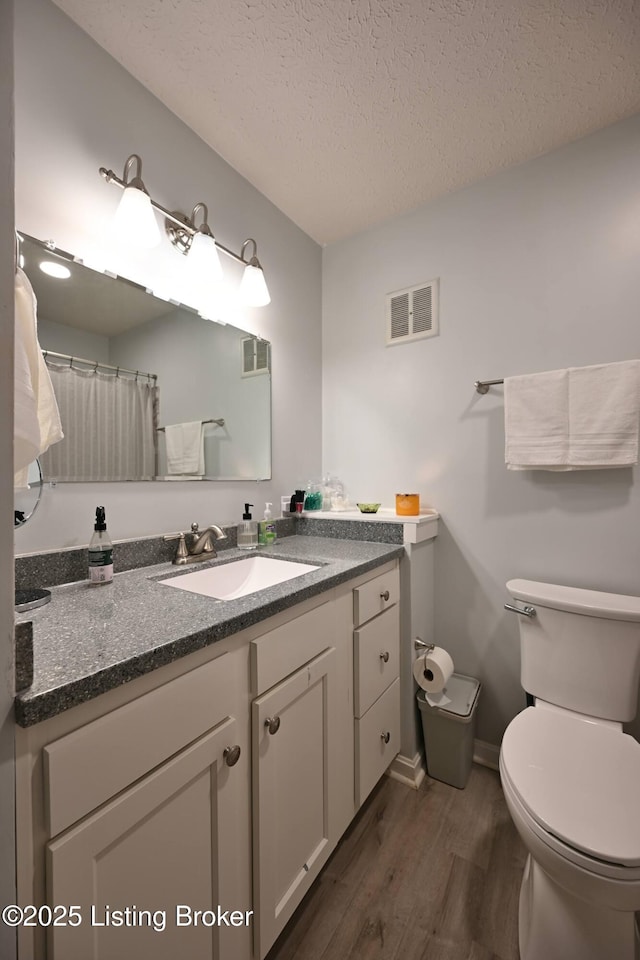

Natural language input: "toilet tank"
[507,579,640,722]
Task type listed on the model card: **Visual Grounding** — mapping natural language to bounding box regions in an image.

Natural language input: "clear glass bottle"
[88,506,113,585]
[238,503,258,550]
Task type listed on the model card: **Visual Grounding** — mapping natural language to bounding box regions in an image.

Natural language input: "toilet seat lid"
[502,707,640,867]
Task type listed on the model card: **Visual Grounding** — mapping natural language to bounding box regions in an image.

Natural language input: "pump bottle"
[258,503,277,545]
[88,506,113,585]
[238,504,258,550]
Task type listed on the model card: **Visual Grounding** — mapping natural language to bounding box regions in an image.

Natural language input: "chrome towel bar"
[475,378,504,394]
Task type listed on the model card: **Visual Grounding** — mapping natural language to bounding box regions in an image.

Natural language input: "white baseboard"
[387,752,426,790]
[473,738,500,770]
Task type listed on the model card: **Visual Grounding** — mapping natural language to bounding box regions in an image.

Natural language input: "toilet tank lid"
[507,579,640,622]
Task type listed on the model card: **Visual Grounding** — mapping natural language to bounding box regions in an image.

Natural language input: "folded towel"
[14,267,63,485]
[505,361,640,471]
[505,368,569,470]
[165,421,205,475]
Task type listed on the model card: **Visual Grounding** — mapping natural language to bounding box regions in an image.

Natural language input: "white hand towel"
[504,369,569,469]
[568,361,640,467]
[14,267,63,484]
[505,361,640,470]
[165,421,205,475]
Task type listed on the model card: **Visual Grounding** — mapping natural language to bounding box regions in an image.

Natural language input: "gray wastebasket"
[417,673,481,789]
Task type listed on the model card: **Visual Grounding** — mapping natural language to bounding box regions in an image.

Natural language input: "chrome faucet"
[164,522,228,565]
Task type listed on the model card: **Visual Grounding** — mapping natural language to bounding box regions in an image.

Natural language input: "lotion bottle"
[88,506,113,585]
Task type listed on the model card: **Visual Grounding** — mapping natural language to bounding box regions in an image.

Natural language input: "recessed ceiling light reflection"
[39,261,71,280]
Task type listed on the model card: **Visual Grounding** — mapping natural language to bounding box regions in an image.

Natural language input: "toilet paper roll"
[413,646,454,693]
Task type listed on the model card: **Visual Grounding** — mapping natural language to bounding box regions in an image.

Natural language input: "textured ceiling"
[52,0,640,245]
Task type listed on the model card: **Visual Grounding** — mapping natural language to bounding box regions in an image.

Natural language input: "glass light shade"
[113,186,161,248]
[239,262,271,307]
[188,231,223,282]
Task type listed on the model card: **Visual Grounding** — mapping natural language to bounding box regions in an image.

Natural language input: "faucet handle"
[163,531,189,563]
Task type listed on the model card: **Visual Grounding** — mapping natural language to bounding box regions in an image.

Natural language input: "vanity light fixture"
[239,239,271,307]
[110,155,161,249]
[185,203,223,283]
[99,153,271,308]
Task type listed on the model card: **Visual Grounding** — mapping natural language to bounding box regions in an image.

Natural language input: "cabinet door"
[46,717,249,960]
[252,647,337,959]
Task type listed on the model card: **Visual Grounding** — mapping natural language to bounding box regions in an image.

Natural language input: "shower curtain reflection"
[39,361,158,481]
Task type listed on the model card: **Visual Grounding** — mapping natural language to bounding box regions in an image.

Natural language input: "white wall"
[323,115,640,747]
[0,0,17,953]
[14,0,322,553]
[39,317,110,363]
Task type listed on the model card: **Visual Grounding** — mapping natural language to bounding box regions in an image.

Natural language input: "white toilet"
[499,578,640,960]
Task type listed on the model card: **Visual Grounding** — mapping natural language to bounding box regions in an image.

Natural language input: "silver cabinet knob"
[381,731,391,744]
[379,651,390,663]
[223,745,241,767]
[265,716,281,735]
[380,590,390,602]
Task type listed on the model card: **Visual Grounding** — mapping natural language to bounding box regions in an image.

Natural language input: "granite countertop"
[15,535,404,727]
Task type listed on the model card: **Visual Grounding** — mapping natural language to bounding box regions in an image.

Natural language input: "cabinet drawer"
[355,678,400,807]
[44,652,237,838]
[353,566,400,627]
[354,605,400,718]
[250,600,334,696]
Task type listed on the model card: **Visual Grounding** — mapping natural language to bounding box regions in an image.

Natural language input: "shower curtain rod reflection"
[42,349,157,382]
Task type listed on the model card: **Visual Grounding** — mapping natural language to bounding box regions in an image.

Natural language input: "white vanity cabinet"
[249,597,352,959]
[353,566,401,806]
[16,645,253,960]
[15,557,400,960]
[46,716,241,960]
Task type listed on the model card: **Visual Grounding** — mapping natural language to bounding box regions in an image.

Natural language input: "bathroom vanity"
[14,536,403,960]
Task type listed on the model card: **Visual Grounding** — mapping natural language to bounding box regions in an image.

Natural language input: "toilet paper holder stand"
[414,637,435,654]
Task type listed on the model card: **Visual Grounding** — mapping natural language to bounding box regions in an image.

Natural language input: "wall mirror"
[19,233,272,482]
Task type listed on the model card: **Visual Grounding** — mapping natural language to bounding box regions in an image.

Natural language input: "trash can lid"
[418,673,480,718]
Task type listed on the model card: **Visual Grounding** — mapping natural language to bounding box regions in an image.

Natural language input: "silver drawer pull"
[223,745,241,767]
[380,731,391,744]
[380,651,390,663]
[264,716,281,735]
[380,590,390,602]
[504,602,536,618]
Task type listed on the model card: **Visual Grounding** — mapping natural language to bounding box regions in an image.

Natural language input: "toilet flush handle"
[504,602,537,618]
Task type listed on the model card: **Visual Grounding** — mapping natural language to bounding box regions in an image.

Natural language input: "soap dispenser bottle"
[238,504,258,550]
[259,502,277,545]
[88,506,113,585]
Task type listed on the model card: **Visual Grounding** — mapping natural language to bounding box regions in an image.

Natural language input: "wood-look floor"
[267,764,526,960]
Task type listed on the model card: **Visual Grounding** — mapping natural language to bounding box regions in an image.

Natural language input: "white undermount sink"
[158,555,320,601]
